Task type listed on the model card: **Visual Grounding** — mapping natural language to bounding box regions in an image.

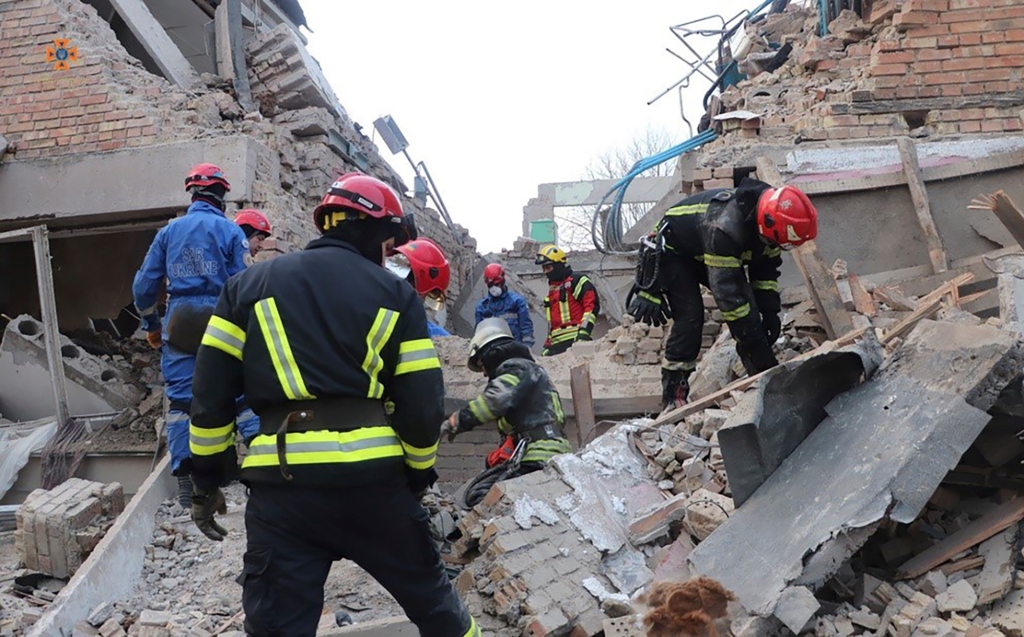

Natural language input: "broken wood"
[969,190,1024,250]
[653,326,869,427]
[897,497,1024,579]
[873,286,917,311]
[880,273,974,345]
[848,274,877,317]
[897,137,948,274]
[569,363,595,449]
[939,555,986,577]
[792,240,856,340]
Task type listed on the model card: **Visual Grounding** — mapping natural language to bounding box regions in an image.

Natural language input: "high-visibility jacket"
[657,181,782,370]
[455,358,572,465]
[542,267,599,350]
[188,236,444,492]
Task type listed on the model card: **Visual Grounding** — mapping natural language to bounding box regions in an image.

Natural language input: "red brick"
[873,63,909,76]
[78,94,106,106]
[949,20,991,34]
[984,80,1012,93]
[877,39,902,52]
[962,82,987,95]
[942,57,986,71]
[912,60,944,73]
[1001,28,1024,41]
[876,50,917,64]
[917,86,943,97]
[909,24,951,37]
[949,0,983,7]
[982,119,1006,133]
[916,48,950,61]
[972,68,1013,81]
[958,33,982,46]
[1003,118,1024,132]
[939,84,961,96]
[983,32,1006,43]
[940,8,986,22]
[923,70,966,84]
[908,36,941,48]
[896,86,920,99]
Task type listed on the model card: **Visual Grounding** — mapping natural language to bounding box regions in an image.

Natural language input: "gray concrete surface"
[320,616,419,636]
[28,455,176,637]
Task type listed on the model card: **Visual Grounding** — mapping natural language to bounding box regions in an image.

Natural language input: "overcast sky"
[303,1,760,253]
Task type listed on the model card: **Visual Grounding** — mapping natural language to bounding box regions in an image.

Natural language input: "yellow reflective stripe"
[573,276,591,298]
[395,338,441,375]
[202,316,245,360]
[551,391,565,423]
[549,326,579,344]
[469,396,496,422]
[665,203,709,216]
[400,438,438,470]
[498,417,513,434]
[495,373,520,387]
[721,303,752,321]
[461,617,481,637]
[362,308,400,398]
[581,312,596,328]
[189,421,236,456]
[753,280,779,292]
[704,254,742,268]
[559,296,570,327]
[764,245,782,258]
[693,254,705,263]
[255,298,314,400]
[740,250,752,262]
[242,427,403,468]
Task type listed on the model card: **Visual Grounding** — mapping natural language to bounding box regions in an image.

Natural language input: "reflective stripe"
[753,280,779,292]
[400,438,438,470]
[201,315,246,360]
[551,391,564,423]
[740,250,752,262]
[581,312,596,329]
[549,326,579,344]
[638,291,661,305]
[362,308,399,398]
[469,396,496,422]
[662,359,697,372]
[395,338,441,375]
[255,298,314,400]
[703,254,742,268]
[693,254,705,263]
[242,427,403,468]
[665,203,709,216]
[495,373,520,387]
[763,245,782,258]
[189,421,236,456]
[461,618,481,637]
[498,417,513,434]
[721,303,752,321]
[573,276,591,298]
[559,294,571,328]
[523,438,572,463]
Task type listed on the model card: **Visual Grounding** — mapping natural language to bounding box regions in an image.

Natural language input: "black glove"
[191,487,228,541]
[627,287,670,327]
[762,312,781,345]
[735,340,779,377]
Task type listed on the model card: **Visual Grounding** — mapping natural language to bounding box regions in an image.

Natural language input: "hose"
[461,463,517,509]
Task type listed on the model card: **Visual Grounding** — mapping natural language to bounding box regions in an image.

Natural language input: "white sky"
[303,1,760,253]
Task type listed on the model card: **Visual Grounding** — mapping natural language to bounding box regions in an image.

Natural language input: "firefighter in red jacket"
[535,245,600,356]
[188,173,479,637]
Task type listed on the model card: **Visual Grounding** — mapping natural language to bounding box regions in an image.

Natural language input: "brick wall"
[0,0,165,158]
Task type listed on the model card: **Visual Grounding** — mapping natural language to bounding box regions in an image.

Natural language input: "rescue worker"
[534,245,600,356]
[234,208,273,265]
[441,318,571,507]
[132,163,248,505]
[627,180,818,410]
[386,238,452,337]
[187,173,479,637]
[474,263,535,347]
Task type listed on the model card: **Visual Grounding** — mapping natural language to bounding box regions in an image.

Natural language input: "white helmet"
[468,318,514,371]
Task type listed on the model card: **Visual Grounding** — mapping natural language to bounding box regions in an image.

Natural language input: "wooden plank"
[873,285,917,311]
[848,274,876,316]
[969,191,1024,249]
[569,363,595,449]
[832,92,1024,115]
[107,0,198,87]
[652,327,869,427]
[897,138,948,274]
[215,0,254,111]
[939,555,986,577]
[880,273,974,345]
[792,240,856,340]
[32,227,70,431]
[897,497,1024,579]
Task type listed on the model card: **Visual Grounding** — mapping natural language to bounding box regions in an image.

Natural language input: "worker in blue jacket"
[475,263,535,346]
[132,163,249,506]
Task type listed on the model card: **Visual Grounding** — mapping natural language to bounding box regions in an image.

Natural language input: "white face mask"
[427,305,447,327]
[488,286,503,297]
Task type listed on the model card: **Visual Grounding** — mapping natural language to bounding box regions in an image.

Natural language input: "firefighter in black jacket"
[188,173,480,637]
[627,180,818,409]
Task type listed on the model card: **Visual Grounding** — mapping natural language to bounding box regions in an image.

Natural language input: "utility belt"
[252,398,392,481]
[515,423,560,442]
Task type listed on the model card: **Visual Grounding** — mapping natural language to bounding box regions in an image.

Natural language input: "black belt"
[518,423,559,441]
[259,398,388,481]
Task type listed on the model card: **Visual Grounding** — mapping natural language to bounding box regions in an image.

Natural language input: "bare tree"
[555,127,677,251]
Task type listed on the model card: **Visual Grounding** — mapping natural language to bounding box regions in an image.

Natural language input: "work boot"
[661,368,690,412]
[177,474,193,508]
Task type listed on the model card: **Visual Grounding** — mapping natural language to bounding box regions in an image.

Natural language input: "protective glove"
[762,312,781,345]
[146,330,163,350]
[577,330,593,342]
[440,413,459,442]
[191,487,228,541]
[627,288,670,327]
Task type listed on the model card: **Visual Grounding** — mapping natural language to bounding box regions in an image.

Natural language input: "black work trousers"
[241,480,476,637]
[663,258,708,367]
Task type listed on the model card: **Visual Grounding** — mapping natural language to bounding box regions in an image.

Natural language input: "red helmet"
[757,185,818,249]
[185,163,230,191]
[313,173,403,232]
[483,263,505,287]
[393,238,450,298]
[234,209,271,236]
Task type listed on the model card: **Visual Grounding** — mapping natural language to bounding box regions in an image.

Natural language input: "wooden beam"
[832,91,1024,115]
[652,326,869,427]
[215,0,254,111]
[897,497,1024,579]
[792,241,855,340]
[569,363,596,449]
[107,0,198,88]
[31,226,70,430]
[969,191,1024,249]
[848,274,876,316]
[880,273,973,345]
[897,137,948,274]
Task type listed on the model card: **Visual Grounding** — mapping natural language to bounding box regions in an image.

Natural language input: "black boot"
[661,368,690,411]
[177,474,193,508]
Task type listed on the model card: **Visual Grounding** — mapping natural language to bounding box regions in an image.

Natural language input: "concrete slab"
[719,337,883,506]
[28,456,176,637]
[107,0,198,88]
[687,320,1023,620]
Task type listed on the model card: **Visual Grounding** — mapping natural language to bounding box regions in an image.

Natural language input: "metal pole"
[31,226,70,429]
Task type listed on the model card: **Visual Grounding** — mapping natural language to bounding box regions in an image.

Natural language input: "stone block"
[976,527,1015,605]
[936,580,976,613]
[628,493,689,545]
[683,489,734,541]
[87,602,116,627]
[97,618,126,637]
[138,610,172,627]
[774,586,819,634]
[525,607,570,636]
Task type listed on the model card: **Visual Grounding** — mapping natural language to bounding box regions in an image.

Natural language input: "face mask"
[427,304,447,327]
[489,286,503,297]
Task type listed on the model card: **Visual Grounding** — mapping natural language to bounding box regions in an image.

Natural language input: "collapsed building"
[5,0,1024,636]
